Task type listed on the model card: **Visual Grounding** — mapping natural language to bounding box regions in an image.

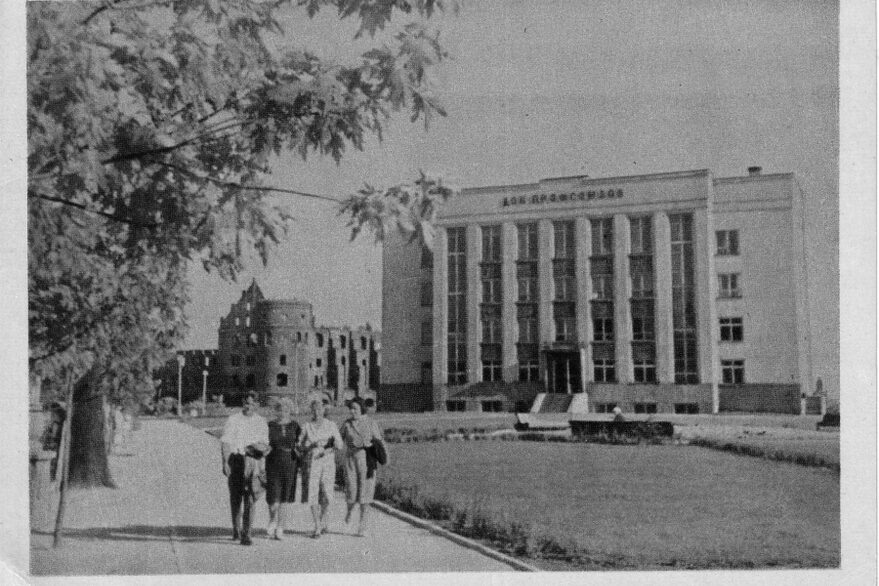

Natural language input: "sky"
[182,0,839,391]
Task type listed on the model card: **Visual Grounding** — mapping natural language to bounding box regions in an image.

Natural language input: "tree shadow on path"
[33,525,244,545]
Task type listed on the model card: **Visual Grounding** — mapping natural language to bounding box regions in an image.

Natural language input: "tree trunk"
[68,369,116,488]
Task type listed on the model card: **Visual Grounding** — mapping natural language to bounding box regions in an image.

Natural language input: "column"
[613,214,633,383]
[431,227,449,410]
[693,207,719,412]
[537,219,555,344]
[501,222,519,382]
[466,223,482,385]
[575,217,593,382]
[652,211,675,383]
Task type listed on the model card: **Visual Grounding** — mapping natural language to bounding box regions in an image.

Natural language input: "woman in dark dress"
[265,397,301,540]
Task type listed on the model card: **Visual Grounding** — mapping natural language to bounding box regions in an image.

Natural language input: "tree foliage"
[28,0,457,484]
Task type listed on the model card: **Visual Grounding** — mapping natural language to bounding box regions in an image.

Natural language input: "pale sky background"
[183,0,839,394]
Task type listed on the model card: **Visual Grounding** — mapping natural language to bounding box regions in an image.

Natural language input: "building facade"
[381,167,819,414]
[158,282,381,407]
[216,281,380,406]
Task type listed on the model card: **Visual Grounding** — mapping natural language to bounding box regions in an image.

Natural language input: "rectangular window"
[593,359,616,383]
[674,403,700,414]
[553,221,575,259]
[591,274,613,300]
[718,273,741,298]
[482,317,501,344]
[446,400,466,412]
[517,223,538,260]
[632,317,654,342]
[482,361,502,382]
[421,319,432,346]
[421,246,434,269]
[482,278,501,304]
[481,400,504,412]
[633,360,656,383]
[630,216,652,255]
[316,358,322,367]
[593,317,614,341]
[591,218,613,255]
[279,354,287,366]
[721,359,745,384]
[421,362,433,385]
[719,317,744,342]
[634,402,658,414]
[630,256,654,299]
[671,214,699,384]
[420,282,433,306]
[594,403,618,414]
[447,227,468,385]
[316,333,324,347]
[554,316,576,342]
[716,230,740,256]
[554,275,575,301]
[482,225,502,261]
[517,277,537,302]
[518,317,538,342]
[518,360,540,382]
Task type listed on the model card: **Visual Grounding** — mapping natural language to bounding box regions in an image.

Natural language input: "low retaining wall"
[719,384,802,414]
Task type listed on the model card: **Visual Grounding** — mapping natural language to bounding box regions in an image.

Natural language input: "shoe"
[275,529,286,541]
[267,521,277,539]
[232,528,240,541]
[241,535,253,546]
[311,530,322,539]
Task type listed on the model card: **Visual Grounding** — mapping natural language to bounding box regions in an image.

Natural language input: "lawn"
[379,441,840,570]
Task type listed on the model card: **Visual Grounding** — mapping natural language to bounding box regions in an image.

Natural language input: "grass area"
[377,441,840,570]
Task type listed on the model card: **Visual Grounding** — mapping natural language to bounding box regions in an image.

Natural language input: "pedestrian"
[612,406,626,422]
[298,397,342,539]
[340,397,384,537]
[265,397,301,540]
[220,390,269,545]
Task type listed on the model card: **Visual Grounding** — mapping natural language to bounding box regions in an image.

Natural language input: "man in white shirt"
[221,391,269,545]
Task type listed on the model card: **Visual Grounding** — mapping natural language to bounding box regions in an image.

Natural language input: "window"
[674,403,699,414]
[264,332,272,346]
[420,282,433,306]
[245,316,250,327]
[721,359,745,384]
[482,317,501,343]
[593,317,614,341]
[719,317,743,342]
[314,376,319,386]
[245,355,255,366]
[633,360,656,383]
[716,230,740,256]
[630,256,654,299]
[555,316,576,342]
[448,227,468,386]
[421,319,433,346]
[446,400,466,412]
[340,335,346,348]
[316,333,324,347]
[518,361,540,382]
[482,225,502,261]
[517,277,537,302]
[233,334,241,347]
[245,373,255,388]
[341,356,346,366]
[279,354,287,366]
[553,221,575,259]
[421,246,433,269]
[235,317,240,326]
[276,373,288,387]
[517,223,538,260]
[591,218,613,255]
[630,216,652,254]
[482,361,502,382]
[718,273,741,298]
[230,355,241,367]
[594,402,618,414]
[518,316,538,343]
[246,302,251,311]
[316,358,322,367]
[482,278,501,304]
[554,275,575,301]
[634,402,658,414]
[248,333,258,347]
[421,362,433,384]
[591,274,613,300]
[593,359,616,382]
[481,400,504,413]
[296,332,302,343]
[361,337,367,350]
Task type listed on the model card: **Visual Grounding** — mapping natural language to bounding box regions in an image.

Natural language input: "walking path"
[30,419,519,576]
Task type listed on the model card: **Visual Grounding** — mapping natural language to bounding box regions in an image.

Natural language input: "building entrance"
[545,351,582,394]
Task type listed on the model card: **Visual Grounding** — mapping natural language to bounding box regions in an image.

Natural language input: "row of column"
[431,210,715,390]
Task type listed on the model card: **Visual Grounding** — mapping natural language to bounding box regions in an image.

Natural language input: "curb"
[369,501,540,572]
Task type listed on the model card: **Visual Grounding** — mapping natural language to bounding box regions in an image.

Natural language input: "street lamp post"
[202,357,209,408]
[176,354,186,417]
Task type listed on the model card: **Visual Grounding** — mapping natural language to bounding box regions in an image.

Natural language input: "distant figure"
[340,397,384,537]
[612,406,626,422]
[42,402,66,481]
[221,390,269,545]
[299,398,343,539]
[265,398,301,540]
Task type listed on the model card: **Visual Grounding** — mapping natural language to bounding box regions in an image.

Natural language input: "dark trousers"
[227,454,254,539]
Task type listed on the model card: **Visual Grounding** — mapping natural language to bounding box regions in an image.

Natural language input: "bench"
[570,420,674,440]
[816,413,840,430]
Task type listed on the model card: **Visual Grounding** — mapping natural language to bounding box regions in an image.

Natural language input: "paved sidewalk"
[30,419,517,576]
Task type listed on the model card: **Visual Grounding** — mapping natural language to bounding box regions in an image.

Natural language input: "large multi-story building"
[158,282,381,406]
[380,167,823,414]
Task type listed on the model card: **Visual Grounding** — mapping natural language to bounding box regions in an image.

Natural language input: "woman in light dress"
[340,397,384,537]
[298,398,342,539]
